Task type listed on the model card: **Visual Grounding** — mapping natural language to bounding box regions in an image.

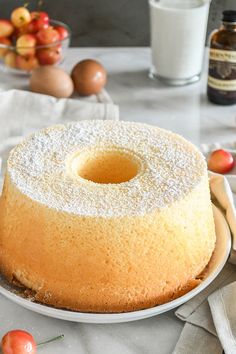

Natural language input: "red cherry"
[28,12,49,33]
[2,330,36,354]
[55,26,69,40]
[27,21,48,34]
[208,149,234,174]
[36,26,60,45]
[37,46,62,65]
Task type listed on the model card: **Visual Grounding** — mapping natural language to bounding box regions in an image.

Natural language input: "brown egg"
[71,59,107,96]
[30,66,74,98]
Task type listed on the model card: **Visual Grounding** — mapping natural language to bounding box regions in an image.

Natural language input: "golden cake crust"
[0,120,216,312]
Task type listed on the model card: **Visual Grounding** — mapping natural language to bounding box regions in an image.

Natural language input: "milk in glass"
[149,0,210,85]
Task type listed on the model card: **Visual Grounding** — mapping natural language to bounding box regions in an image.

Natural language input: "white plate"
[0,204,231,323]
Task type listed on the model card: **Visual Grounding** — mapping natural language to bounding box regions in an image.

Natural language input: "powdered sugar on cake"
[7,120,206,217]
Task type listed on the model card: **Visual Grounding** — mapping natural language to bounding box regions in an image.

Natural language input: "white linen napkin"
[173,173,236,354]
[0,89,119,130]
[208,281,236,354]
[209,172,236,263]
[0,89,119,189]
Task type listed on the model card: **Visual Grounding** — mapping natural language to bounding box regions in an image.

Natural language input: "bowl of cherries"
[0,7,71,73]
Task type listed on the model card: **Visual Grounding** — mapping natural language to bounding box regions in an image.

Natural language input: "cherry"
[36,26,60,45]
[55,26,69,40]
[1,330,64,354]
[11,7,31,28]
[28,12,49,33]
[208,149,234,174]
[2,330,36,354]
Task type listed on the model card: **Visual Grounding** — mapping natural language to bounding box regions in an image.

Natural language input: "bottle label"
[209,49,236,63]
[208,48,236,92]
[208,76,236,91]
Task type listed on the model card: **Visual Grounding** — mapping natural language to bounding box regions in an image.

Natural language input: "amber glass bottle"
[207,10,236,105]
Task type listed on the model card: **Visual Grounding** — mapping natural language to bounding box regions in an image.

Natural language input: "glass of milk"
[149,0,210,85]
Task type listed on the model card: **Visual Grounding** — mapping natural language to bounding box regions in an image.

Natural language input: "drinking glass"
[149,0,210,85]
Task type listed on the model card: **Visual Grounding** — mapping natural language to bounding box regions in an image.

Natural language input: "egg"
[71,59,107,96]
[30,66,74,98]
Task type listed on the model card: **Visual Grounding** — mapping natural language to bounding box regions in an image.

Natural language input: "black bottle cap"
[222,10,236,23]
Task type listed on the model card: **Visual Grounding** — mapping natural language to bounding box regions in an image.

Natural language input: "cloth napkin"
[0,89,119,189]
[0,89,119,130]
[173,172,236,354]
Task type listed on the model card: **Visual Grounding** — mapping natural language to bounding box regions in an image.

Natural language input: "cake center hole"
[69,148,140,184]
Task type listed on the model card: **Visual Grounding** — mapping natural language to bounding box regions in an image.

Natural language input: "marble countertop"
[0,47,235,354]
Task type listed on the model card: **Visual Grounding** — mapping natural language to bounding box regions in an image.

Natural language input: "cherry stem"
[37,334,64,347]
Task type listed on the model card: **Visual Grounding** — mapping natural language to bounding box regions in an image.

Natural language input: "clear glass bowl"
[0,19,71,75]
